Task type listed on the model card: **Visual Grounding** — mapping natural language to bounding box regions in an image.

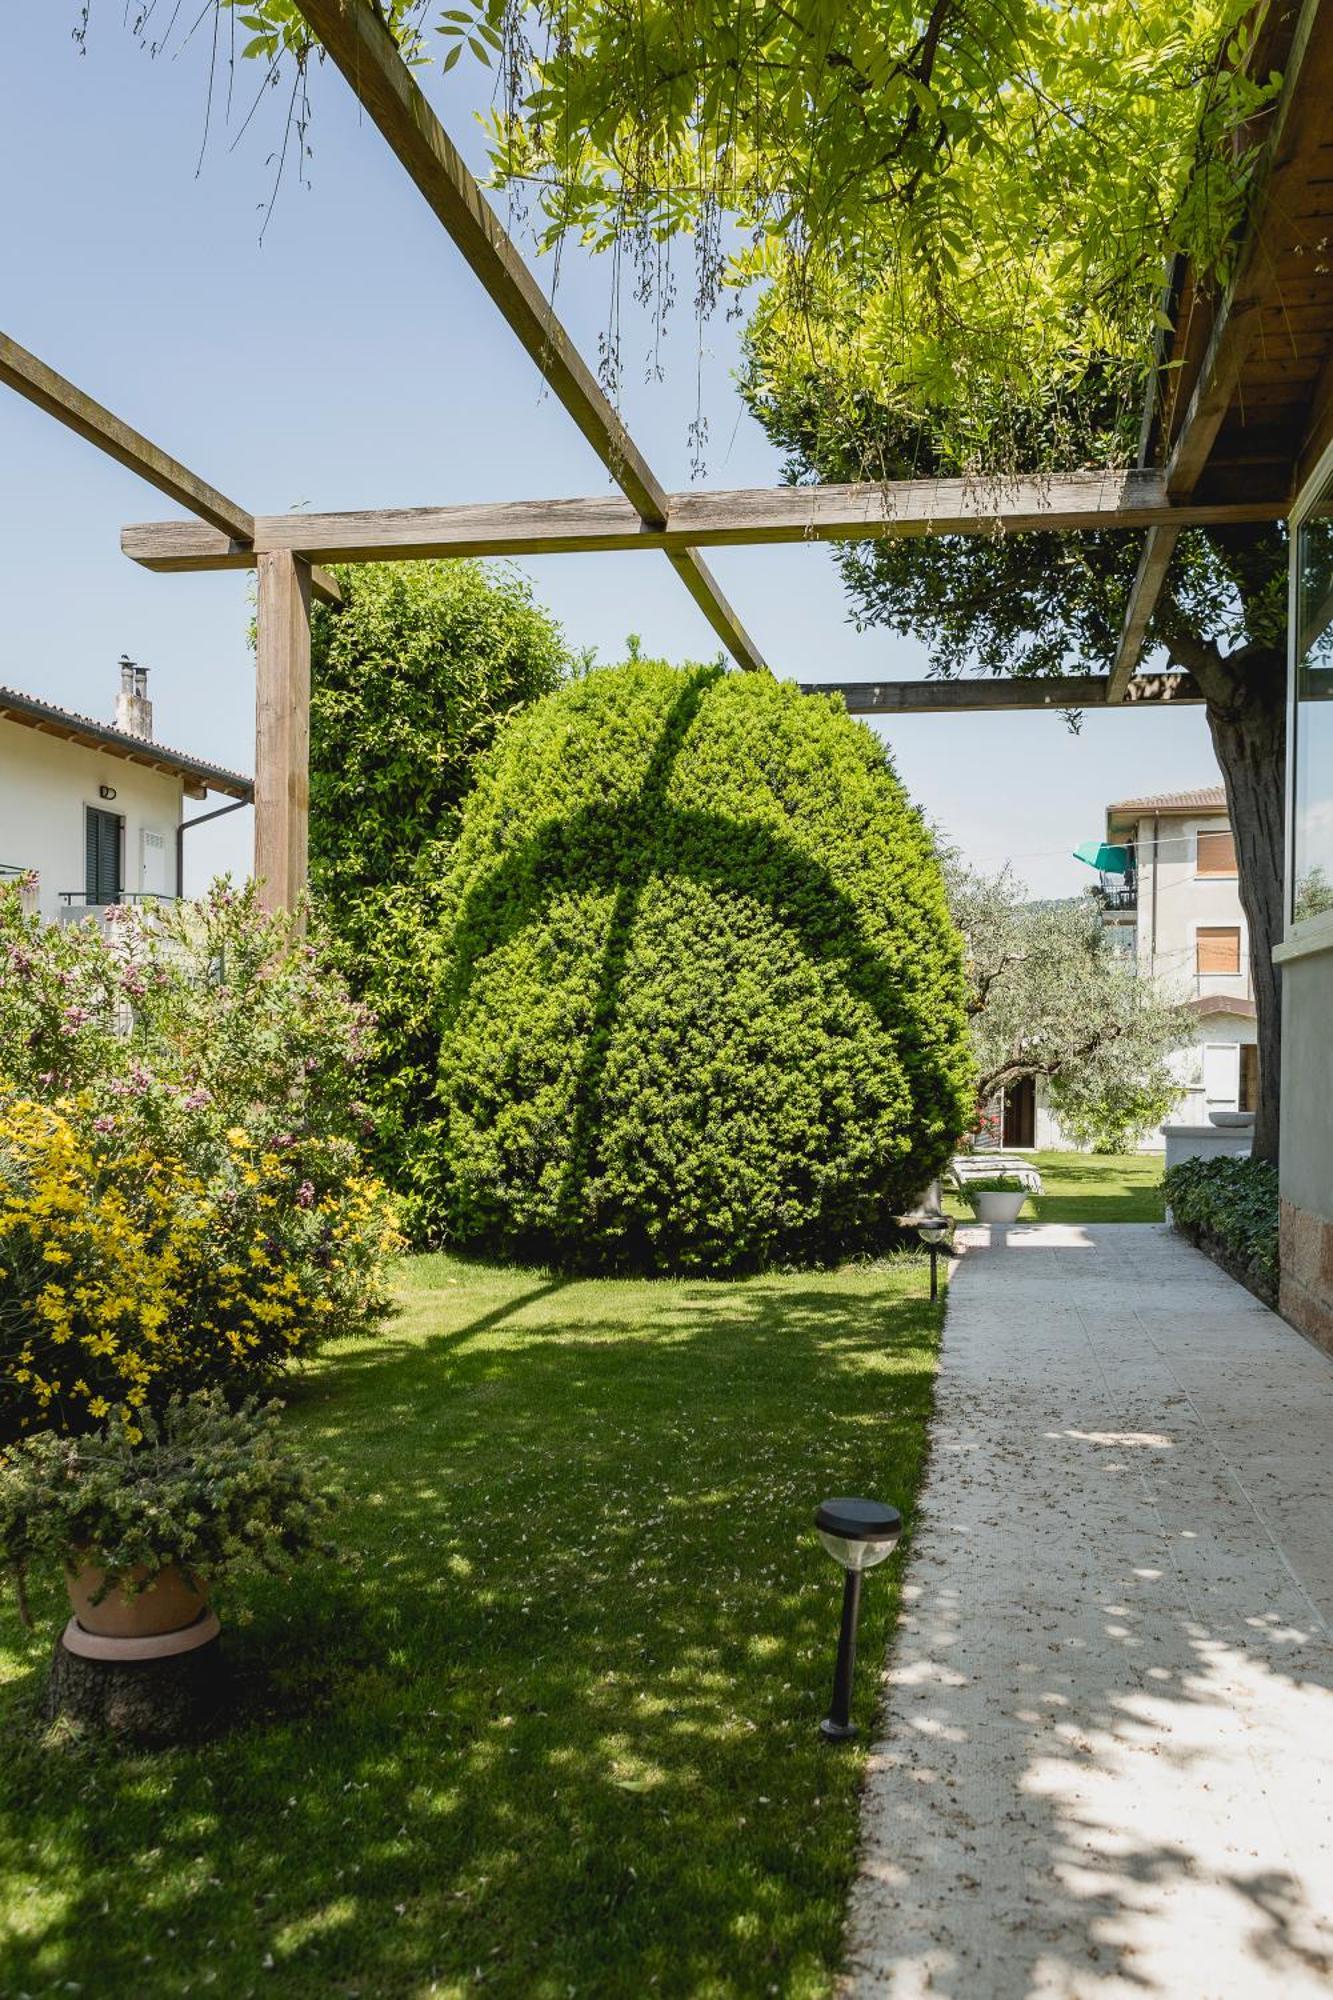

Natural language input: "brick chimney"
[114,655,153,740]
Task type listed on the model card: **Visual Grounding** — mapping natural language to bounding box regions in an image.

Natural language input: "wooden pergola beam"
[0,329,341,607]
[805,673,1202,714]
[1109,0,1332,696]
[293,0,665,526]
[667,551,768,674]
[293,0,764,672]
[1165,0,1332,503]
[122,470,1282,574]
[1106,526,1180,701]
[254,552,312,913]
[1,331,254,541]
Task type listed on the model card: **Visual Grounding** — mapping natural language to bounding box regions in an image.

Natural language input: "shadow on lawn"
[1031,1158,1164,1226]
[0,1271,939,2000]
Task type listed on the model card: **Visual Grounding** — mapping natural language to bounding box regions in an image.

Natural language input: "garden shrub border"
[1163,1154,1279,1308]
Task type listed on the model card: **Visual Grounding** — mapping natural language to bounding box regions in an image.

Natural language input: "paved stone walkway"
[846,1223,1333,1999]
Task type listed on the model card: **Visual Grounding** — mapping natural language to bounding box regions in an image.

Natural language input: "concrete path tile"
[845,1224,1333,1999]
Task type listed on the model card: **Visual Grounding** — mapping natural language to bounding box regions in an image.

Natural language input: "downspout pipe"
[176,795,253,898]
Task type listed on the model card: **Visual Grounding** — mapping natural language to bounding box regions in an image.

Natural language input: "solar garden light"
[815,1497,903,1742]
[917,1213,952,1300]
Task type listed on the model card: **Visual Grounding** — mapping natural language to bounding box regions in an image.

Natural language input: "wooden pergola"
[5,0,1333,909]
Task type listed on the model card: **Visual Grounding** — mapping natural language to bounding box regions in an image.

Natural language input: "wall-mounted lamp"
[98,785,118,802]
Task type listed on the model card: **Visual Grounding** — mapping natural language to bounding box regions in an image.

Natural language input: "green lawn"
[946,1149,1166,1225]
[0,1253,941,2000]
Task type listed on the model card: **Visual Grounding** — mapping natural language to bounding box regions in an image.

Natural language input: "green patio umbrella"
[1072,841,1130,874]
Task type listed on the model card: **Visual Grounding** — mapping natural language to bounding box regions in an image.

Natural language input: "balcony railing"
[58,890,178,908]
[56,891,179,928]
[1,865,39,913]
[1094,880,1138,914]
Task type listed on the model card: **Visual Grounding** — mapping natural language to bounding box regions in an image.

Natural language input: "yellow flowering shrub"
[0,1091,399,1441]
[0,883,402,1441]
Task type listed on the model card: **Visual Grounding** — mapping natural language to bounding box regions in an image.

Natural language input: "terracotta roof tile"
[1106,787,1226,817]
[0,683,252,799]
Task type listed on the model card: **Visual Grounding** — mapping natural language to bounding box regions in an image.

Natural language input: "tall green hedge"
[420,660,974,1273]
[308,561,571,1200]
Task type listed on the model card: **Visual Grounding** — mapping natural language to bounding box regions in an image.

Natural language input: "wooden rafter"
[292,0,766,673]
[1,332,253,540]
[666,552,768,674]
[0,330,341,607]
[121,470,1282,575]
[1109,0,1333,697]
[803,673,1202,714]
[1106,526,1180,700]
[1165,0,1333,499]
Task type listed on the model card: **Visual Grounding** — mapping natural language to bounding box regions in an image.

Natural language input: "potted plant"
[965,1174,1031,1224]
[0,1392,338,1641]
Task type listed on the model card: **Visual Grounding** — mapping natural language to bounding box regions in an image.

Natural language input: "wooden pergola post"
[254,550,312,912]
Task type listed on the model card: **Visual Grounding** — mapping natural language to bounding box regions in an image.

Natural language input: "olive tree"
[948,859,1187,1139]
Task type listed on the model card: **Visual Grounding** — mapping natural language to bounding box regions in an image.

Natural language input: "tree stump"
[44,1616,228,1747]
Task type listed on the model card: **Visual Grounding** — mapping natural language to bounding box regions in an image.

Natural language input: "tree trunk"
[45,1630,228,1745]
[1191,646,1286,1167]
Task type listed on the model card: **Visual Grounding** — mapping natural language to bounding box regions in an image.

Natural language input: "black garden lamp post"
[917,1214,951,1300]
[815,1497,902,1742]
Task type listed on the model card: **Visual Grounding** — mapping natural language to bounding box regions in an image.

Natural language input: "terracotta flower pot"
[65,1560,209,1640]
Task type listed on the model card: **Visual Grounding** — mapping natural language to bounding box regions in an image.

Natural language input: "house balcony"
[56,891,179,928]
[1094,879,1138,915]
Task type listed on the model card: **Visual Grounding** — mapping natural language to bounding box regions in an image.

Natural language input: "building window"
[1196,827,1237,876]
[1197,926,1241,976]
[1239,1044,1259,1114]
[84,805,123,906]
[1293,462,1333,922]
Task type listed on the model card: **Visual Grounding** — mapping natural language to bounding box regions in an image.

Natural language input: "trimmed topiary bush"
[418,660,974,1274]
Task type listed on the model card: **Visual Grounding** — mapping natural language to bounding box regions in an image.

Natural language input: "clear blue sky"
[1,9,1222,896]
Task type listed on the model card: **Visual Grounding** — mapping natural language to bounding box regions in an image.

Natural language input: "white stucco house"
[0,659,252,924]
[997,786,1256,1153]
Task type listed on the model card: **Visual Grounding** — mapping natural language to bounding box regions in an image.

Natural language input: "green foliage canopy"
[424,659,974,1273]
[148,2,1270,463]
[485,0,1266,445]
[308,560,571,1208]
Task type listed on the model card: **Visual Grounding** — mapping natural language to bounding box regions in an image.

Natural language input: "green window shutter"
[85,807,123,905]
[84,811,98,902]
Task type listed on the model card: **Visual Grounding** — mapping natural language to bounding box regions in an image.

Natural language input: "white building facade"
[0,662,251,925]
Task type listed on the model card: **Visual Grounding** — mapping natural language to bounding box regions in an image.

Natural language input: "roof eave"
[0,688,253,801]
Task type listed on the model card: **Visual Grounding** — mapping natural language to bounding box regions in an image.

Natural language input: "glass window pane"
[1295,470,1333,922]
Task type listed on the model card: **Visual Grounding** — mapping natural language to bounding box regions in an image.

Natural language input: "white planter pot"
[973,1190,1027,1224]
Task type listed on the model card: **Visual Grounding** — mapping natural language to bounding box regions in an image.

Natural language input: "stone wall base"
[1279,1198,1333,1356]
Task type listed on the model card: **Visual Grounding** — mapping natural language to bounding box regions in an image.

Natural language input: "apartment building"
[997,786,1257,1153]
[1095,787,1258,1134]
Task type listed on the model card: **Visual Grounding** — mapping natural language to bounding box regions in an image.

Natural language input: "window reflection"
[1295,475,1333,923]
